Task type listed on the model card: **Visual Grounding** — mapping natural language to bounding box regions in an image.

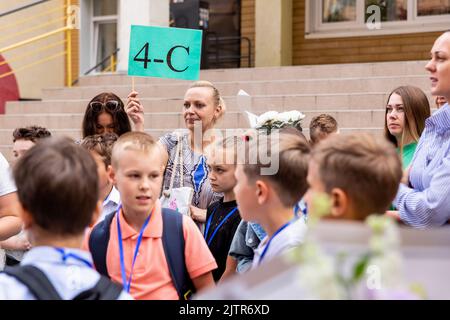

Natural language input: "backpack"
[88,208,194,300]
[2,265,123,300]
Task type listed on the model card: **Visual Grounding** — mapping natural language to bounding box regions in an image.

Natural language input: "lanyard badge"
[116,205,153,293]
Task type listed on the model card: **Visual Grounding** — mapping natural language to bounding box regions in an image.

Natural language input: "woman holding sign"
[127,81,225,223]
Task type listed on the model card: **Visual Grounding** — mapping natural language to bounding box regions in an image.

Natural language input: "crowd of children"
[0,31,449,300]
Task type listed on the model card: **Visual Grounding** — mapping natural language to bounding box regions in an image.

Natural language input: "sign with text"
[128,25,202,80]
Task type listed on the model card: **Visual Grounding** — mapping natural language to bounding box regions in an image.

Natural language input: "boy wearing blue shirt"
[0,137,131,300]
[233,131,311,268]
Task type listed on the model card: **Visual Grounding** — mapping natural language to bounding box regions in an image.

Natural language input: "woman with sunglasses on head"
[391,31,450,228]
[82,92,144,139]
[126,81,225,224]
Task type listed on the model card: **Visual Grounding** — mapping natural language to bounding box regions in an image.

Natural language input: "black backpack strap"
[88,212,116,277]
[161,208,195,300]
[73,276,123,300]
[3,265,62,300]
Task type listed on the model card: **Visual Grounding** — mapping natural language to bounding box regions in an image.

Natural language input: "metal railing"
[72,48,120,85]
[205,34,252,69]
[0,0,76,86]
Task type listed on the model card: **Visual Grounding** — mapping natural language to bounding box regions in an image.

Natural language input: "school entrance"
[170,0,251,69]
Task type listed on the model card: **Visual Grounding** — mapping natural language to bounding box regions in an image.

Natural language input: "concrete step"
[42,75,430,100]
[7,92,417,114]
[78,60,428,86]
[0,110,386,130]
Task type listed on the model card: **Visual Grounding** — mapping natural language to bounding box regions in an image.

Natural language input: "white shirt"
[99,186,121,223]
[252,217,308,269]
[0,246,132,300]
[0,153,16,197]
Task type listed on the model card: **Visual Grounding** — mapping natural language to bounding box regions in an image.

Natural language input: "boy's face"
[233,164,259,221]
[90,151,110,194]
[110,147,164,216]
[206,149,237,194]
[12,139,35,162]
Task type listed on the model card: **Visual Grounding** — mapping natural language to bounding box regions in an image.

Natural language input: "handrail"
[0,0,77,88]
[0,5,65,32]
[72,48,120,85]
[83,48,120,75]
[0,16,66,43]
[0,51,66,79]
[0,26,70,53]
[0,39,66,67]
[0,0,51,18]
[205,35,252,68]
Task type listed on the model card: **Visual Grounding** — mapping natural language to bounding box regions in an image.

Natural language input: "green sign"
[128,25,202,81]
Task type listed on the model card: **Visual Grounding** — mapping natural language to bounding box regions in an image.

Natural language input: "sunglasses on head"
[89,100,120,113]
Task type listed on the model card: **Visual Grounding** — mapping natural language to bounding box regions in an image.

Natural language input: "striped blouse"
[159,131,222,209]
[394,103,450,228]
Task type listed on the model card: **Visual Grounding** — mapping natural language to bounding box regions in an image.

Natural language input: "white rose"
[256,111,278,127]
[275,112,291,123]
[285,110,305,122]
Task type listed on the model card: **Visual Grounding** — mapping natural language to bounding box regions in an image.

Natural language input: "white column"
[117,0,169,71]
[255,0,292,67]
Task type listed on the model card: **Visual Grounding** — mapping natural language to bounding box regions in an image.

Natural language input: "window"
[364,0,407,22]
[91,0,118,72]
[306,0,450,38]
[417,0,450,16]
[322,0,356,23]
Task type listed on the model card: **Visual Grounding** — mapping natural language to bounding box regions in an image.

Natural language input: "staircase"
[0,60,433,161]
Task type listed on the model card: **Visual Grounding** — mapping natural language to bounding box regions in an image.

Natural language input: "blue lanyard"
[116,205,153,293]
[258,216,297,266]
[204,206,238,246]
[54,247,93,269]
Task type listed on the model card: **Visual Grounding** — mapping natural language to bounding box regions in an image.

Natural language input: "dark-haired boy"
[0,137,131,300]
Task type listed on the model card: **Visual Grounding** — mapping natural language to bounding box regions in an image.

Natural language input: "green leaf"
[352,253,371,283]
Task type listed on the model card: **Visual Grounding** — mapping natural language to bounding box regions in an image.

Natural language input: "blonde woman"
[126,81,226,223]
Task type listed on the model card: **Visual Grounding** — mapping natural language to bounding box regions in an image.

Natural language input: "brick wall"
[293,0,441,65]
[240,0,442,66]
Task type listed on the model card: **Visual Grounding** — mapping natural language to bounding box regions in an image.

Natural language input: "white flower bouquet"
[245,110,306,133]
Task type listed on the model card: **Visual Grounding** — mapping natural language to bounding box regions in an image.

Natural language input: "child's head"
[81,133,118,195]
[13,136,99,237]
[309,114,338,145]
[305,133,402,221]
[205,135,239,196]
[12,125,51,160]
[110,132,166,216]
[234,131,310,222]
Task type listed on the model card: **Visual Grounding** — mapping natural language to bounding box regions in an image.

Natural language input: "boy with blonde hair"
[233,131,310,268]
[87,132,216,299]
[304,133,402,220]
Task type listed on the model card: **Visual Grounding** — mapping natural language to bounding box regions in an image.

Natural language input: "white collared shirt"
[251,218,308,269]
[99,186,121,223]
[0,246,132,300]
